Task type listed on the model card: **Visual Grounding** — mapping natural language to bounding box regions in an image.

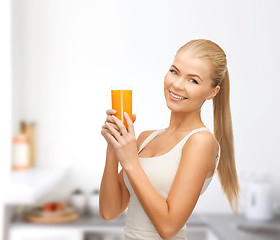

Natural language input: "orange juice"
[111,88,132,129]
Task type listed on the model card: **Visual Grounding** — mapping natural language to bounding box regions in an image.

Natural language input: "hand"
[101,109,136,145]
[103,112,138,170]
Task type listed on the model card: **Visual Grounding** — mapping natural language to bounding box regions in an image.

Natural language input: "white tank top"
[123,127,221,240]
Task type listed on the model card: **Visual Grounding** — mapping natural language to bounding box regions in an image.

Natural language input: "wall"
[12,0,280,213]
[1,0,12,238]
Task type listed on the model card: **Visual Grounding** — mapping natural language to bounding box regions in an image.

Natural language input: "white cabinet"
[2,168,69,239]
[9,215,126,240]
[3,168,68,205]
[10,227,83,240]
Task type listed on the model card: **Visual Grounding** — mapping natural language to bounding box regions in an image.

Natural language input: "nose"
[172,77,185,91]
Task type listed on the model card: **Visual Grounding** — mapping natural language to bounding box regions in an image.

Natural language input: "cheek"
[164,74,171,99]
[164,73,172,88]
[189,89,208,101]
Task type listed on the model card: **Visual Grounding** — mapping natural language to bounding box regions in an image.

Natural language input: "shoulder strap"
[177,127,221,167]
[215,143,221,169]
[138,129,165,154]
[177,127,212,148]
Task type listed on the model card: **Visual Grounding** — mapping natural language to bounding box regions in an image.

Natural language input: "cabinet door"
[10,228,83,240]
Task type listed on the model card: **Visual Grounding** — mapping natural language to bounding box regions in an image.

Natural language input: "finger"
[103,125,119,141]
[124,112,134,134]
[103,129,119,148]
[111,115,127,136]
[106,109,117,115]
[102,124,120,132]
[106,122,122,142]
[101,128,113,143]
[105,126,122,137]
[132,113,136,123]
[106,115,118,124]
[101,128,109,137]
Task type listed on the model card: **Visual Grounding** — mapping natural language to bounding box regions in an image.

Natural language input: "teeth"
[170,91,186,100]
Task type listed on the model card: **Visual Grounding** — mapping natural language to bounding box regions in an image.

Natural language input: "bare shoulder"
[136,130,156,150]
[187,130,218,147]
[181,131,219,167]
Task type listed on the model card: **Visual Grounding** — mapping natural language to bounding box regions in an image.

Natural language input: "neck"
[165,110,205,134]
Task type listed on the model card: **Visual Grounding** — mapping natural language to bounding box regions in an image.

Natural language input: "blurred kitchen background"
[1,0,280,239]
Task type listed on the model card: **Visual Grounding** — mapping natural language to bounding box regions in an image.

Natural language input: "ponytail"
[178,39,240,214]
[213,68,240,214]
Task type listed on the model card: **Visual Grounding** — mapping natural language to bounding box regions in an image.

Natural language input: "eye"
[170,69,178,75]
[190,79,198,84]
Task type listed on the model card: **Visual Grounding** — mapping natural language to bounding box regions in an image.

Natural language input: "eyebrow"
[171,65,203,81]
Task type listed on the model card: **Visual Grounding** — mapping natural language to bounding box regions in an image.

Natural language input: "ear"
[206,85,220,100]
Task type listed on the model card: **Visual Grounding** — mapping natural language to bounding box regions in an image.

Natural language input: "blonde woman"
[100,39,240,240]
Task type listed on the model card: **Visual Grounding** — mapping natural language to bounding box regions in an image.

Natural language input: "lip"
[169,90,187,99]
[169,91,188,102]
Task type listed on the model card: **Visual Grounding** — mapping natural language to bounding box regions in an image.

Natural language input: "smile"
[169,91,188,101]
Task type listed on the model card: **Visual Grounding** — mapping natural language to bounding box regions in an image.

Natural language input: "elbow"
[99,210,115,221]
[99,207,116,221]
[99,200,125,221]
[158,233,169,240]
[158,232,172,240]
[99,209,110,221]
[157,224,177,240]
[99,201,114,221]
[99,207,122,221]
[159,231,173,240]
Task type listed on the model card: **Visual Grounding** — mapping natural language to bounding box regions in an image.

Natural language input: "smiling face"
[164,50,219,113]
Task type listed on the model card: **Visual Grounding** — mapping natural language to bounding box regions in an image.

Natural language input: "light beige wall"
[12,0,280,214]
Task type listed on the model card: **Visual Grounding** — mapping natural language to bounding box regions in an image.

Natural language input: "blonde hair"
[177,39,240,214]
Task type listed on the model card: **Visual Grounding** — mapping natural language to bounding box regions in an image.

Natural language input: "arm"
[124,132,218,239]
[99,144,128,220]
[100,110,140,220]
[99,130,153,220]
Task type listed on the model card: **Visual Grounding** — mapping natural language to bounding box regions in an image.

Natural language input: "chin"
[165,101,183,112]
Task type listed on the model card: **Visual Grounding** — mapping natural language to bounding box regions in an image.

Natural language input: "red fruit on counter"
[54,202,65,211]
[42,202,65,212]
[43,203,54,212]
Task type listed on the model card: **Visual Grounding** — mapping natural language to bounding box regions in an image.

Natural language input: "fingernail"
[112,109,116,113]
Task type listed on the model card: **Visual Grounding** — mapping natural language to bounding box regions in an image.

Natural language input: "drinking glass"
[111,84,132,129]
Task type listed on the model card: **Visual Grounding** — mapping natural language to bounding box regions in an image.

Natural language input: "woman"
[100,39,240,240]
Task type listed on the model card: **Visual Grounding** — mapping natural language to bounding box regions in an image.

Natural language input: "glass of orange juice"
[111,84,132,129]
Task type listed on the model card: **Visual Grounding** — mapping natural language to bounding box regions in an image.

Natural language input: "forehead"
[173,51,213,79]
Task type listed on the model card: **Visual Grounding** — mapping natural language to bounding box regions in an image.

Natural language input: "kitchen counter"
[190,213,280,240]
[10,212,280,240]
